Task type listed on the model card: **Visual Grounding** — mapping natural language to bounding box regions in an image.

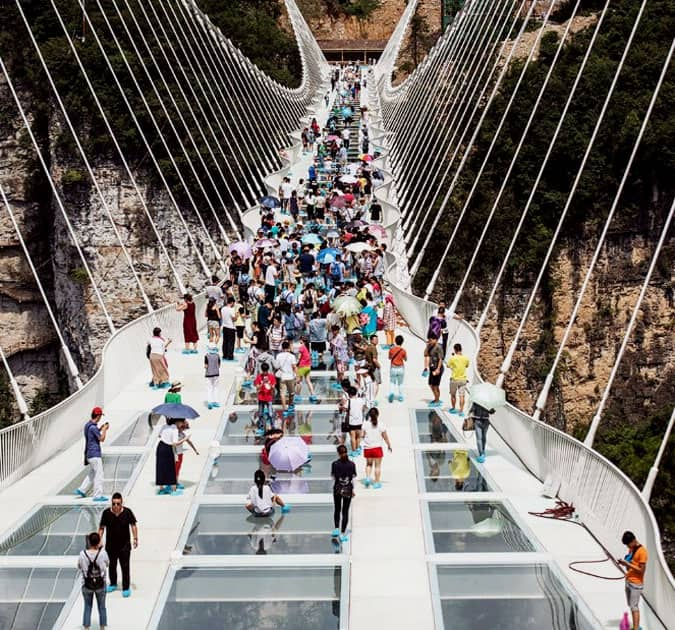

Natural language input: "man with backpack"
[329,255,345,289]
[78,531,109,629]
[98,493,138,599]
[75,407,109,502]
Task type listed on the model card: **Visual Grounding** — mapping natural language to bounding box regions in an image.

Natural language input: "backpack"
[428,316,442,339]
[330,262,342,279]
[84,549,104,590]
[303,291,314,310]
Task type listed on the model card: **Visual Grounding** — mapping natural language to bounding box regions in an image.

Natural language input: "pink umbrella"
[229,241,253,259]
[367,224,387,240]
[331,196,347,208]
[326,135,340,142]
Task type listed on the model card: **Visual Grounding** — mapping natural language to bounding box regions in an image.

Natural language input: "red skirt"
[364,447,383,459]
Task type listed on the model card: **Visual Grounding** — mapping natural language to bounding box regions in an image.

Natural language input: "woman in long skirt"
[147,327,171,389]
[156,420,187,496]
[176,294,199,354]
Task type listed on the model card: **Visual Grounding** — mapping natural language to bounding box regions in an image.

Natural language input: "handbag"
[462,416,475,432]
[340,399,350,434]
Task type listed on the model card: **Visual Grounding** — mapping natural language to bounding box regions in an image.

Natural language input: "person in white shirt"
[156,420,188,496]
[264,261,278,304]
[78,531,109,630]
[280,177,293,212]
[345,385,366,456]
[147,327,171,388]
[361,407,392,489]
[274,341,297,415]
[221,296,237,360]
[205,275,224,307]
[341,127,350,150]
[245,469,290,516]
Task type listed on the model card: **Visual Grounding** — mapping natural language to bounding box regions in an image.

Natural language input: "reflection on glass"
[111,411,160,446]
[428,502,534,553]
[420,450,491,493]
[0,506,102,556]
[436,564,597,629]
[232,375,342,405]
[221,409,343,445]
[158,566,341,629]
[59,454,140,495]
[206,452,334,494]
[415,410,457,444]
[0,567,77,629]
[184,505,337,555]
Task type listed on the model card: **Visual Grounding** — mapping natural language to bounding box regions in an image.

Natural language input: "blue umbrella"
[301,233,323,245]
[317,248,339,263]
[151,403,200,419]
[260,195,281,209]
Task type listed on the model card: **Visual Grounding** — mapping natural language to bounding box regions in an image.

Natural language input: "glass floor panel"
[435,564,596,629]
[184,505,338,555]
[0,506,103,556]
[427,502,535,553]
[413,409,458,444]
[206,452,335,494]
[221,409,343,445]
[418,450,491,493]
[58,454,141,495]
[157,566,342,629]
[0,567,77,630]
[232,375,342,405]
[111,411,161,446]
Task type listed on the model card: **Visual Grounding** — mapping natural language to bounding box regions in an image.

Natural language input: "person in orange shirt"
[618,530,648,630]
[387,335,407,403]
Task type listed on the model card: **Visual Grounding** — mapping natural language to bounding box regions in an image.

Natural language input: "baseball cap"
[91,407,104,417]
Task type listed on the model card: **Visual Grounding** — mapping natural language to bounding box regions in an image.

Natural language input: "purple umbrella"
[268,436,310,472]
[229,241,252,259]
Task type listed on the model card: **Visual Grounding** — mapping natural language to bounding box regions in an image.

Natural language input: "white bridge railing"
[367,53,675,630]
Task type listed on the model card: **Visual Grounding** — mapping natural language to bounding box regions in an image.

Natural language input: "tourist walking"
[205,298,221,344]
[156,419,187,496]
[254,362,276,435]
[447,343,470,416]
[221,296,237,361]
[176,293,199,354]
[274,340,297,416]
[618,531,648,630]
[98,493,138,598]
[387,335,407,403]
[204,343,221,409]
[423,333,444,407]
[164,381,182,404]
[78,531,109,630]
[471,402,494,463]
[246,469,290,516]
[361,408,392,489]
[75,407,109,502]
[346,386,366,456]
[295,337,319,403]
[382,293,396,348]
[331,445,357,543]
[147,327,171,389]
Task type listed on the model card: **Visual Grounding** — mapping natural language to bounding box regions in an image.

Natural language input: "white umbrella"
[469,382,506,411]
[346,242,374,253]
[340,174,358,184]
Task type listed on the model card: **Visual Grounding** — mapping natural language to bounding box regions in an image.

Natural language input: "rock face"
[0,77,226,421]
[476,236,675,433]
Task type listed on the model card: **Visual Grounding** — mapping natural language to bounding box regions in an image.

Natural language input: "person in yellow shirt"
[447,343,470,416]
[618,531,648,630]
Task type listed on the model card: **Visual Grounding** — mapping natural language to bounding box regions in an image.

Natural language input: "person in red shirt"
[254,362,276,436]
[388,335,407,403]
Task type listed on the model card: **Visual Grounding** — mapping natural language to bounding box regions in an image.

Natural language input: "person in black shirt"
[98,492,138,598]
[331,445,356,543]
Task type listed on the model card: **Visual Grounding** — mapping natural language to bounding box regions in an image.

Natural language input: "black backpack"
[84,549,104,590]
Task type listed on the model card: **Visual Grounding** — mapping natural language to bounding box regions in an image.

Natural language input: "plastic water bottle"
[619,612,631,630]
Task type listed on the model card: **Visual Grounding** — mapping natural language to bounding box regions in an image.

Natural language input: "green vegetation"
[196,0,302,88]
[0,372,16,430]
[324,0,382,19]
[398,9,437,76]
[410,0,674,564]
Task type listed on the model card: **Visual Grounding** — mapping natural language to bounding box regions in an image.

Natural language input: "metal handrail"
[367,74,675,630]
